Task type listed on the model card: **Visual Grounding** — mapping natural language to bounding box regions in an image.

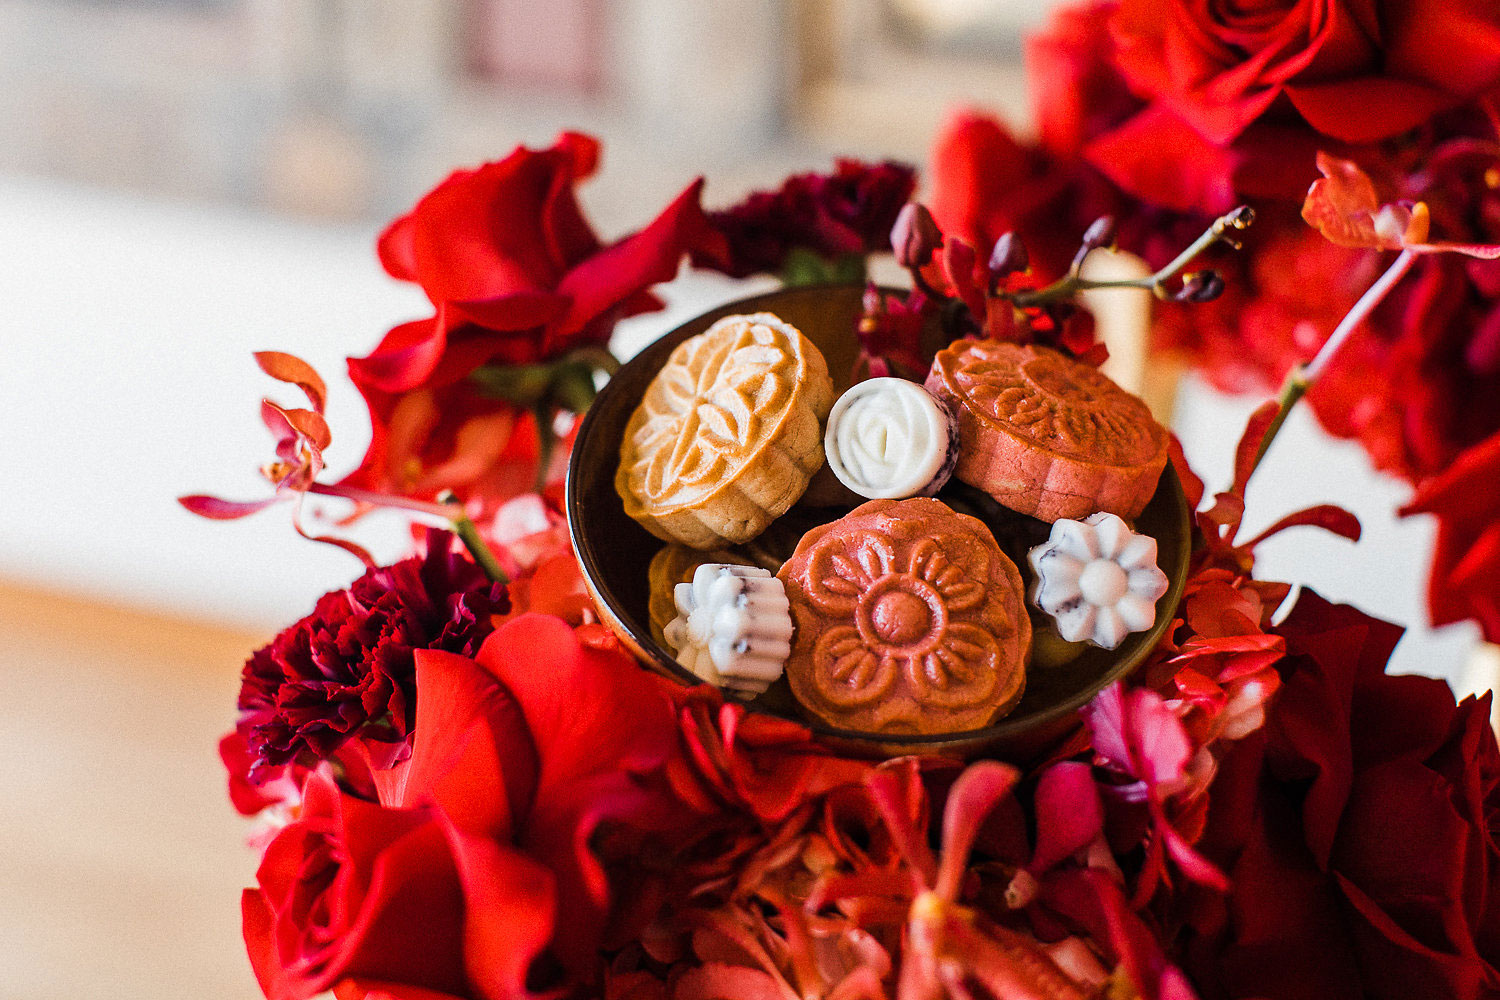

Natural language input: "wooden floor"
[0,581,265,999]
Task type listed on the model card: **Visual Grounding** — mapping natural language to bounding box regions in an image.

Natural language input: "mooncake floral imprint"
[925,340,1169,522]
[617,313,834,548]
[778,497,1030,734]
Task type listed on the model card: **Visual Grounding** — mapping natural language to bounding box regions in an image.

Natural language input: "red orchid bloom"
[860,760,1120,1000]
[1083,683,1228,903]
[668,690,874,826]
[181,352,374,564]
[1303,152,1500,259]
[1173,403,1362,581]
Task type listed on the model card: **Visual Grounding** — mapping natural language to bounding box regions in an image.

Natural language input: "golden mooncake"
[617,313,834,548]
[777,498,1030,735]
[924,340,1168,523]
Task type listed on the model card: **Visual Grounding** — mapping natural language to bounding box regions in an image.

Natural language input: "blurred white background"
[0,2,1482,998]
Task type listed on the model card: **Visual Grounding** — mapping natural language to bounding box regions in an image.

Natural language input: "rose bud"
[892,202,942,268]
[988,232,1030,292]
[1175,269,1226,303]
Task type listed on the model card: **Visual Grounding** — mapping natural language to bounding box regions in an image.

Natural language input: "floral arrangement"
[928,0,1500,645]
[185,8,1500,999]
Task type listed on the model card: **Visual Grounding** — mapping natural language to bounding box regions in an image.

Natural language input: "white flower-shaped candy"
[1027,512,1169,650]
[662,564,793,696]
[824,377,958,499]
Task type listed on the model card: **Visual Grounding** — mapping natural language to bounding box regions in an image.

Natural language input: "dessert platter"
[568,284,1190,758]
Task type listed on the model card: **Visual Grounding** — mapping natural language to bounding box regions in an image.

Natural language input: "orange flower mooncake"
[778,497,1030,735]
[924,340,1169,523]
[617,313,834,548]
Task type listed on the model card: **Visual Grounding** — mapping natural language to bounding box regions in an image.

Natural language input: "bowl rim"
[567,283,1193,748]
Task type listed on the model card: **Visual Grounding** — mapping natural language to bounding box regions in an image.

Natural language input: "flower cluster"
[925,0,1500,644]
[187,110,1500,1000]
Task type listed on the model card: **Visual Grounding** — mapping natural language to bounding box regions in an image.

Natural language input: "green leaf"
[780,247,869,287]
[550,362,600,414]
[469,364,556,407]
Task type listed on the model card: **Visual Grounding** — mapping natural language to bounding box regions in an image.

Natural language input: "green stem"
[437,490,509,584]
[533,404,556,495]
[1252,366,1309,471]
[1011,206,1254,308]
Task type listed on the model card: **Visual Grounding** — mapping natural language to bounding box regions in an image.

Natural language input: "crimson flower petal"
[375,649,539,842]
[549,178,725,354]
[1029,762,1104,875]
[179,494,278,519]
[934,761,1019,901]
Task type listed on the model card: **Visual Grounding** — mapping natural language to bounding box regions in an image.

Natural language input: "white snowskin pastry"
[1027,512,1169,650]
[824,377,958,500]
[662,564,793,696]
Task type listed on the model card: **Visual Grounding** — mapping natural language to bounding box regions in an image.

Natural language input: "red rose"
[1402,430,1500,643]
[1188,591,1500,999]
[244,770,553,1000]
[371,132,720,361]
[243,614,686,999]
[1111,0,1500,147]
[344,132,725,508]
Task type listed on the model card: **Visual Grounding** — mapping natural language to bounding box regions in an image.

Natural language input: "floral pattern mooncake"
[777,497,1030,734]
[925,340,1169,522]
[617,313,834,548]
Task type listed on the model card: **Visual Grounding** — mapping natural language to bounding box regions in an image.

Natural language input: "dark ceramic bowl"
[567,284,1191,760]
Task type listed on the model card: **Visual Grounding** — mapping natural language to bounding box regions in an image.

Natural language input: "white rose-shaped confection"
[1027,512,1169,650]
[662,564,793,696]
[824,377,958,500]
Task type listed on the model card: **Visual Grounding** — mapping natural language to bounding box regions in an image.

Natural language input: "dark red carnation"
[698,158,916,278]
[1187,590,1500,999]
[235,532,505,781]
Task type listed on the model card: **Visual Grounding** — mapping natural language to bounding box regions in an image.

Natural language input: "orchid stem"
[1249,248,1417,476]
[1304,249,1416,381]
[1011,206,1254,308]
[436,490,509,584]
[307,482,453,519]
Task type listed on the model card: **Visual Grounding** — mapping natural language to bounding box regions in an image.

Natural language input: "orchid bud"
[1081,215,1117,250]
[1175,270,1225,303]
[1071,215,1117,272]
[892,202,942,268]
[1226,205,1256,229]
[987,232,1029,292]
